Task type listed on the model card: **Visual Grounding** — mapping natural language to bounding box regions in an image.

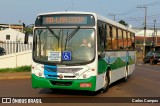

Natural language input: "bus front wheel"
[101,72,110,93]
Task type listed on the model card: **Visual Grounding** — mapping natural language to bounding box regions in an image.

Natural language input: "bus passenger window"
[106,25,112,50]
[118,29,123,50]
[112,27,118,50]
[128,32,132,50]
[123,30,127,50]
[131,33,135,49]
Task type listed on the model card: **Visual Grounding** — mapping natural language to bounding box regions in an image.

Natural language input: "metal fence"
[0,41,32,55]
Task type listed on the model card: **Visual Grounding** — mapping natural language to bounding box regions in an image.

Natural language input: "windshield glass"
[33,28,95,65]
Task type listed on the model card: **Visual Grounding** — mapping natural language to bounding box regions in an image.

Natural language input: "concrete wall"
[0,50,32,68]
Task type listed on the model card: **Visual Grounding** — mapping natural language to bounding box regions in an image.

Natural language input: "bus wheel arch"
[123,64,129,82]
[101,68,110,93]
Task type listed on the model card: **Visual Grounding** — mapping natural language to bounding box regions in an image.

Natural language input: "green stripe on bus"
[98,56,135,74]
[31,74,97,91]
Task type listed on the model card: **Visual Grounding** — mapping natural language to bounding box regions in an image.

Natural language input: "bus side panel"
[95,73,106,91]
[128,51,136,75]
[96,58,109,90]
[97,51,136,85]
[98,58,108,74]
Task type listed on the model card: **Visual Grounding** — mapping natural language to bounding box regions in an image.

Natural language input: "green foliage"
[119,20,128,26]
[0,66,31,73]
[136,40,142,44]
[24,27,33,34]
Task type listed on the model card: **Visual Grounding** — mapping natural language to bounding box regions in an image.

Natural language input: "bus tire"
[150,59,154,65]
[122,66,128,82]
[101,71,110,93]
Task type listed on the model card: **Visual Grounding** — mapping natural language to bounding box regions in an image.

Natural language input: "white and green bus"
[26,11,135,93]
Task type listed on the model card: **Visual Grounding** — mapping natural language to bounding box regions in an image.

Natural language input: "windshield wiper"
[66,26,80,41]
[47,27,59,40]
[64,26,80,50]
[47,27,61,48]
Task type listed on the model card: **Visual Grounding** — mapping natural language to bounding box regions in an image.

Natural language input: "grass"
[0,66,31,73]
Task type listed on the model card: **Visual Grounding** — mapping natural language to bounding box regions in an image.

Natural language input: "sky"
[0,0,160,28]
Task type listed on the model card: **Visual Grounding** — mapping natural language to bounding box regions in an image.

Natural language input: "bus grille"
[45,67,57,72]
[50,81,72,86]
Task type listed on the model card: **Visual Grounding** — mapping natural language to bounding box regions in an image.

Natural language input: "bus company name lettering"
[11,98,42,103]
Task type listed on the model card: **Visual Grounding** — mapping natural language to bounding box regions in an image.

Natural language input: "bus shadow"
[38,88,102,96]
[38,77,130,96]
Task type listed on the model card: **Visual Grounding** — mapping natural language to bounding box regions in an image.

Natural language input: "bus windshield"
[33,28,95,65]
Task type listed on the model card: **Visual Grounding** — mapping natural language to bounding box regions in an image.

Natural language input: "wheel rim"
[104,74,109,88]
[125,66,128,79]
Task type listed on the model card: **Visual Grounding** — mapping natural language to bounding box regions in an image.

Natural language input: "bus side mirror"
[98,51,105,59]
[24,32,29,44]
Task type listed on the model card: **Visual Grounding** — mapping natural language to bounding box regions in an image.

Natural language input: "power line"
[145,0,160,6]
[116,13,160,21]
[116,7,138,16]
[108,13,116,21]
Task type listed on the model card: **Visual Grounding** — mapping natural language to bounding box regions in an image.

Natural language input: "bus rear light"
[80,83,92,88]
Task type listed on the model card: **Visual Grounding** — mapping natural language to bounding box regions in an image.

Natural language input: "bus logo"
[2,98,11,103]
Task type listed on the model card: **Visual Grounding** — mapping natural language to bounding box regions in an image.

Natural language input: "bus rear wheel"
[122,66,128,82]
[101,72,110,93]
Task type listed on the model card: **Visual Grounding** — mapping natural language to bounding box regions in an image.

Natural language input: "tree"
[119,20,128,26]
[24,27,33,34]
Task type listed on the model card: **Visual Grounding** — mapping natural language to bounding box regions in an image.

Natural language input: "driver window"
[97,22,106,53]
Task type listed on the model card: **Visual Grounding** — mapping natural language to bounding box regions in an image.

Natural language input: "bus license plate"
[80,83,92,88]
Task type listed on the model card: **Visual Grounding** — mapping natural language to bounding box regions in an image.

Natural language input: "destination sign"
[35,14,95,26]
[44,16,87,24]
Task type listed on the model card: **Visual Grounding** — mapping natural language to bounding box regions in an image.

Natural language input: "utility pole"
[108,13,116,21]
[137,6,147,58]
[155,30,157,46]
[19,20,23,33]
[153,20,156,50]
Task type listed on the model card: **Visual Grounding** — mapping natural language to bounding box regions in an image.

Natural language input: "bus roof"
[96,14,135,33]
[37,11,135,33]
[37,11,96,16]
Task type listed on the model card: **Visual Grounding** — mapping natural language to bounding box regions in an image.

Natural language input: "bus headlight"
[83,74,87,78]
[38,72,42,77]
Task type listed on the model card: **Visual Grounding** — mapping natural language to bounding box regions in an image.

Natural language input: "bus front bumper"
[31,74,96,91]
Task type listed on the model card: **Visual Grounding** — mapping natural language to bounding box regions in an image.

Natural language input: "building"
[0,28,33,55]
[135,29,160,45]
[135,29,160,53]
[0,28,32,42]
[0,24,23,31]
